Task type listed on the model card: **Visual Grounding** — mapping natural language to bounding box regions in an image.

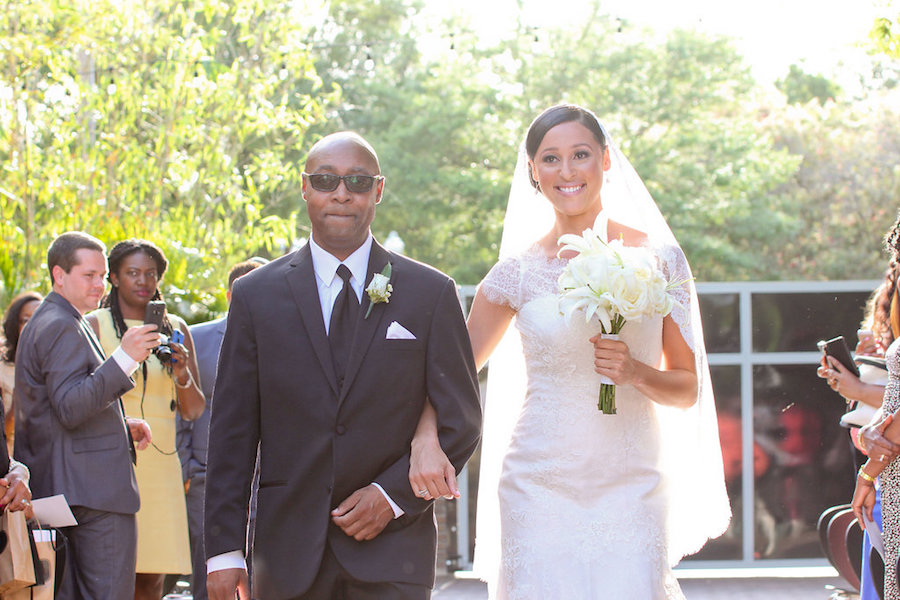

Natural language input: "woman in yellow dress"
[87,239,205,600]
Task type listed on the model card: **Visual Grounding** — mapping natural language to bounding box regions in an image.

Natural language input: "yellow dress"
[93,308,192,574]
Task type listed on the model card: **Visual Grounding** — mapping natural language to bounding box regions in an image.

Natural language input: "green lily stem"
[598,383,617,414]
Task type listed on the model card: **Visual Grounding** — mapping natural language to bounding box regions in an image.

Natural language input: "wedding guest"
[818,275,896,415]
[852,212,900,599]
[1,291,42,455]
[86,238,204,600]
[15,231,156,599]
[410,104,730,598]
[176,257,267,600]
[818,272,897,599]
[0,398,34,519]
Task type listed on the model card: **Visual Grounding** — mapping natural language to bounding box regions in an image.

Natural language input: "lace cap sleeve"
[478,255,523,312]
[655,242,696,351]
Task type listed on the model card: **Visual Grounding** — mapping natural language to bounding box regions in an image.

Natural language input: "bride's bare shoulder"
[607,220,649,247]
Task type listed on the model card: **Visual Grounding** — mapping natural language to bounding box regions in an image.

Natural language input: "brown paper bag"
[0,511,36,594]
[3,529,56,600]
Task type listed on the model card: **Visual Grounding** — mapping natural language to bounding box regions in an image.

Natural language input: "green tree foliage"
[304,0,514,283]
[776,64,842,105]
[305,1,802,282]
[762,92,900,279]
[1,0,331,316]
[871,5,900,59]
[486,21,801,281]
[4,0,898,317]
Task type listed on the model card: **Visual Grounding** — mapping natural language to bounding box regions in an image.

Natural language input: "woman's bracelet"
[175,372,193,389]
[858,466,876,483]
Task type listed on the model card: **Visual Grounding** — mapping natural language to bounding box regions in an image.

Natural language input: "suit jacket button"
[336,425,346,435]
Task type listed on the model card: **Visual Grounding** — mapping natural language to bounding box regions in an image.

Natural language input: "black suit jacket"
[205,240,481,599]
[14,291,139,513]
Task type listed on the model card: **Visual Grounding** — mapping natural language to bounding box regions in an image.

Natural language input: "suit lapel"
[50,293,139,465]
[78,318,106,360]
[338,241,392,406]
[47,293,106,362]
[285,245,339,396]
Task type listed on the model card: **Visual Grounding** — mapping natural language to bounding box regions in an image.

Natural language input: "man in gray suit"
[15,231,157,599]
[177,258,267,600]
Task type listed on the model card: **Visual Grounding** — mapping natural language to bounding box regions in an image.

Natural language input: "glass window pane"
[699,293,740,354]
[752,364,855,560]
[685,365,743,560]
[752,291,872,353]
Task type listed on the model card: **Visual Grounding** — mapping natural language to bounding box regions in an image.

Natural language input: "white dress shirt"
[208,235,404,575]
[309,234,371,334]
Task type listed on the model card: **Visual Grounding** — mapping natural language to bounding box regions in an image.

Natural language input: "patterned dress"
[881,337,900,599]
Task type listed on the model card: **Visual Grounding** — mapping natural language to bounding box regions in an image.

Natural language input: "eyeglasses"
[303,173,384,193]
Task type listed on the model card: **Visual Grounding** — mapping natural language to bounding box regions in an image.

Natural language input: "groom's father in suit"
[205,132,482,600]
[15,231,157,599]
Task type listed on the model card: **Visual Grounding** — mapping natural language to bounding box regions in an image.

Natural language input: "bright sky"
[433,0,886,84]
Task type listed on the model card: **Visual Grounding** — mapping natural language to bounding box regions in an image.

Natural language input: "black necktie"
[79,318,137,465]
[329,264,359,384]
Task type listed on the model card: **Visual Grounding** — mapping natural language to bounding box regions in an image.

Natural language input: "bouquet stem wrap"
[597,330,621,414]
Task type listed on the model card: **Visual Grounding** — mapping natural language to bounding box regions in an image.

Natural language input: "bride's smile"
[529,120,611,225]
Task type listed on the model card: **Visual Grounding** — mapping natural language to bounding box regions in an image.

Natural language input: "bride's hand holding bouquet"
[557,228,685,413]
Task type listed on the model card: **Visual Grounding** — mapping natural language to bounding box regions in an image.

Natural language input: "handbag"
[0,510,36,594]
[3,524,67,600]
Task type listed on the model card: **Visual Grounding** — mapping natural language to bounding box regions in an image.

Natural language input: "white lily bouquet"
[557,229,683,414]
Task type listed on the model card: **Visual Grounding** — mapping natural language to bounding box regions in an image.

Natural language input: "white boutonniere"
[365,262,392,318]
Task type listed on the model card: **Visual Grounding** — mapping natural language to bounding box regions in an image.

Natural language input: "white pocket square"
[386,321,416,340]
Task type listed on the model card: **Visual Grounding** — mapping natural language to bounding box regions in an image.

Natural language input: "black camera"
[153,329,184,365]
[144,301,184,365]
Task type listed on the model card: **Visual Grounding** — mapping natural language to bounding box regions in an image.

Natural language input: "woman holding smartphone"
[819,281,896,412]
[86,239,204,600]
[851,213,900,600]
[818,269,897,600]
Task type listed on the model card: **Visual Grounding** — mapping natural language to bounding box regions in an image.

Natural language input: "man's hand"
[331,485,394,541]
[121,323,161,363]
[861,414,900,463]
[126,417,153,450]
[207,568,249,600]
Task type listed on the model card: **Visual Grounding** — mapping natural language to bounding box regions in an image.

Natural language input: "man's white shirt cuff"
[372,482,404,518]
[112,346,139,376]
[207,551,246,574]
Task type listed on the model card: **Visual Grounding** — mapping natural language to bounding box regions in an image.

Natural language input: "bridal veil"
[473,112,731,583]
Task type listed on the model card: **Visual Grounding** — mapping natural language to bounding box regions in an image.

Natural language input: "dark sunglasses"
[303,173,384,193]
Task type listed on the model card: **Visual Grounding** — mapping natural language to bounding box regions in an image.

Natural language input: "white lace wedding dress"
[479,242,689,600]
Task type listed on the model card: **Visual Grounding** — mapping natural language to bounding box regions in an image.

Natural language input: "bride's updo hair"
[524,104,607,189]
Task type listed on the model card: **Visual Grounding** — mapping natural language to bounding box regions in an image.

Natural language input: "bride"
[410,104,730,598]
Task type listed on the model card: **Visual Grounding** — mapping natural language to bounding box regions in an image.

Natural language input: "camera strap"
[139,361,177,456]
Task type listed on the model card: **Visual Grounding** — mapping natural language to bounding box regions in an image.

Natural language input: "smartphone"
[817,335,860,378]
[143,300,167,330]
